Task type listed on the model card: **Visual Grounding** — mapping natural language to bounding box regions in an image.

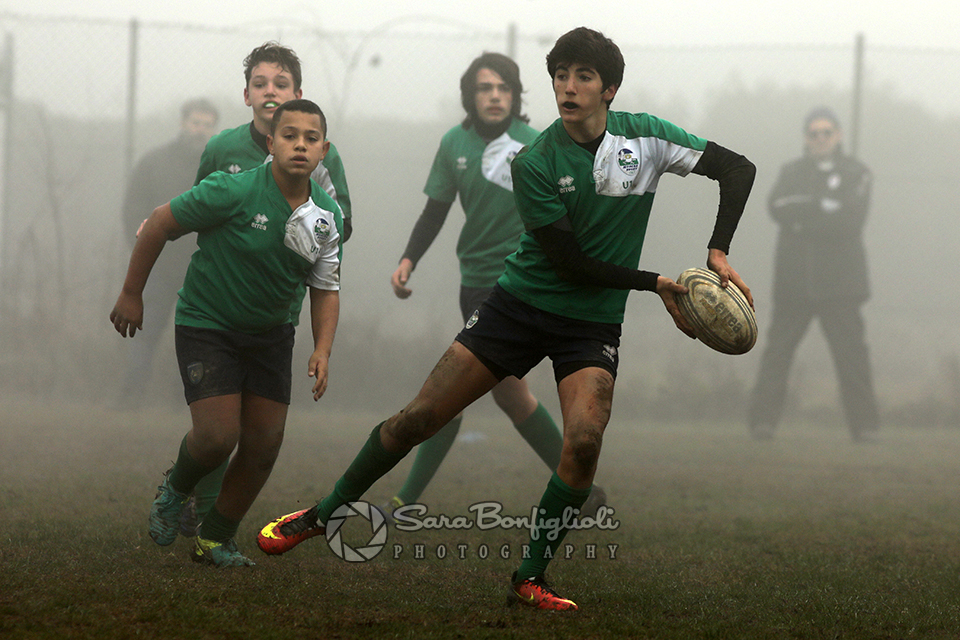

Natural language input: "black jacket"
[768,152,871,304]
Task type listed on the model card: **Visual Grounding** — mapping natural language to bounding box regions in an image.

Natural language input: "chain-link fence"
[2,12,958,425]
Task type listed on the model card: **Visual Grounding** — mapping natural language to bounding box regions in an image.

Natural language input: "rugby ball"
[674,268,757,355]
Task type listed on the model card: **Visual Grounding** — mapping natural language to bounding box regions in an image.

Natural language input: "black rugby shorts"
[454,285,621,383]
[175,324,295,405]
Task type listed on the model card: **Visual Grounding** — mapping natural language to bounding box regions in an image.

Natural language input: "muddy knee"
[565,430,603,471]
[385,406,446,449]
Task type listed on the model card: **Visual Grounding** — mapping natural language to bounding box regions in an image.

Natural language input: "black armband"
[531,221,660,292]
[692,141,756,254]
[400,197,453,267]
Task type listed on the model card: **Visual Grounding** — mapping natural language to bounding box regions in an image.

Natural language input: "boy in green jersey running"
[111,100,342,567]
[184,42,353,533]
[258,28,755,610]
[383,52,605,522]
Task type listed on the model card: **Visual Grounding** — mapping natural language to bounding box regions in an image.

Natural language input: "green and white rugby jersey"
[424,118,538,288]
[501,111,707,324]
[195,122,352,224]
[171,163,342,333]
[195,122,351,325]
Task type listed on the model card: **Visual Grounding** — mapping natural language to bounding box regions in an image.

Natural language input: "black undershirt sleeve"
[527,141,752,290]
[690,140,756,254]
[400,197,454,267]
[531,218,660,292]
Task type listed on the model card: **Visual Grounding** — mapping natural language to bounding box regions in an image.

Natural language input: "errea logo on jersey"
[228,164,242,174]
[558,175,575,194]
[251,213,269,231]
[457,156,468,171]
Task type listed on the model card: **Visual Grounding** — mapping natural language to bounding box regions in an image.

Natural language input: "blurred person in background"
[748,107,879,442]
[117,98,219,410]
[383,52,605,522]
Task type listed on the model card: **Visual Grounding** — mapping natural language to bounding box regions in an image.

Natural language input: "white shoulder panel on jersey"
[593,132,702,198]
[284,199,341,290]
[481,132,526,193]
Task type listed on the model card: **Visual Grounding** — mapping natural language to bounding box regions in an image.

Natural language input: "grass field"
[3,399,960,639]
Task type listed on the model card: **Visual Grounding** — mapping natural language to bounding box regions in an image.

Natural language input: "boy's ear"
[266,133,274,154]
[602,84,619,103]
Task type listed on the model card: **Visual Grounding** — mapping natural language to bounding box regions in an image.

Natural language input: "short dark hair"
[244,41,303,92]
[460,52,529,127]
[546,27,625,106]
[804,106,841,130]
[180,98,218,123]
[270,98,326,137]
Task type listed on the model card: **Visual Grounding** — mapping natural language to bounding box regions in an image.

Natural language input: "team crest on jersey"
[457,156,468,171]
[251,213,268,231]
[228,163,242,174]
[558,175,575,194]
[465,310,479,329]
[617,148,639,176]
[314,217,331,242]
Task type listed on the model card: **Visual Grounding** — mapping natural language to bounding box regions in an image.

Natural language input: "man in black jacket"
[117,98,219,408]
[749,107,879,442]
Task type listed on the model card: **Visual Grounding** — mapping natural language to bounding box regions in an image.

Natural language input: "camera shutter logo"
[326,501,388,562]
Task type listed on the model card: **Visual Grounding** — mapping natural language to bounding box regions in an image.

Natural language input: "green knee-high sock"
[516,472,592,582]
[198,506,240,543]
[317,423,410,524]
[513,402,563,470]
[192,459,228,521]
[395,415,463,505]
[167,435,221,496]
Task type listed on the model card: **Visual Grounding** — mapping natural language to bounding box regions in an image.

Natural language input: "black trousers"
[749,299,880,437]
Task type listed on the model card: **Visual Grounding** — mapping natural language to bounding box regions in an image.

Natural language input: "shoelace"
[279,506,320,535]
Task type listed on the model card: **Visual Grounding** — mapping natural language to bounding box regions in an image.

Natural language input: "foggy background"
[2,11,959,431]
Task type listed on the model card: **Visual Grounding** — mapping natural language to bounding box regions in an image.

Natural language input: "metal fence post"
[851,32,864,157]
[125,19,138,178]
[0,31,12,305]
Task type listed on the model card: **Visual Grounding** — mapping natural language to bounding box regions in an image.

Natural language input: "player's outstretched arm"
[308,287,340,401]
[391,198,455,299]
[531,218,660,291]
[110,203,186,338]
[705,248,754,310]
